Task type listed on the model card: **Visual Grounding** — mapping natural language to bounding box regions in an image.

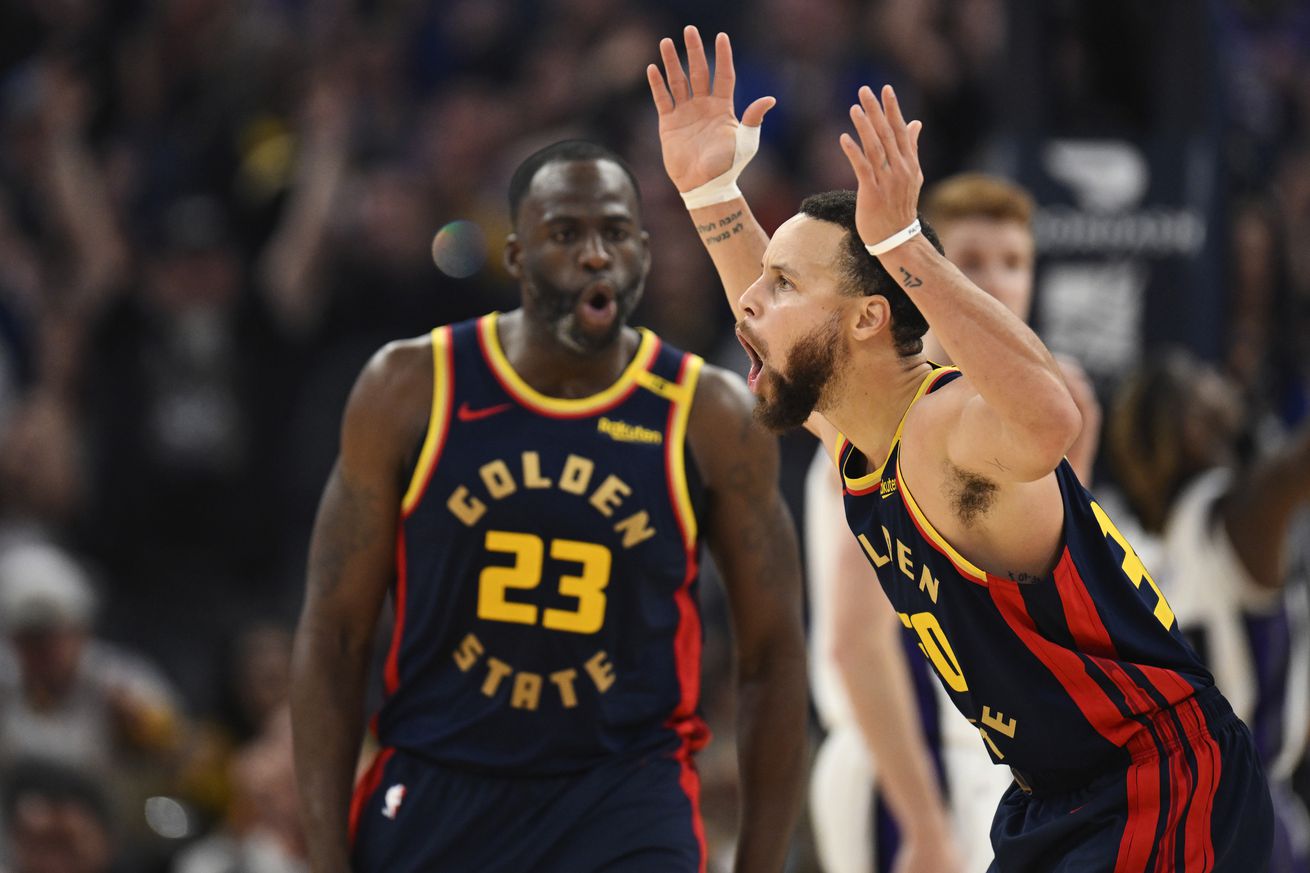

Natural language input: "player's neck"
[496,310,641,399]
[829,356,933,474]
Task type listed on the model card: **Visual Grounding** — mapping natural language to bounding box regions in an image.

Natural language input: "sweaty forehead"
[522,159,639,221]
[766,214,849,278]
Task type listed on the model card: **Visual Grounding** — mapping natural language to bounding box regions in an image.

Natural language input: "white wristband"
[864,218,922,257]
[680,123,762,210]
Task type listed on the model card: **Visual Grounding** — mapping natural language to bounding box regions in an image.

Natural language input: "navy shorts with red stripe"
[988,686,1273,873]
[350,743,706,873]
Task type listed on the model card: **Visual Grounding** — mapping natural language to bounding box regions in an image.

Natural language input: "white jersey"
[1155,468,1310,781]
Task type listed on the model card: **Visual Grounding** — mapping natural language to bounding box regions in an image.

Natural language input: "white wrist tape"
[864,218,922,257]
[680,123,762,210]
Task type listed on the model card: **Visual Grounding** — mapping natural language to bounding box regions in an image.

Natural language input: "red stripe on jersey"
[664,354,709,749]
[990,582,1139,746]
[1177,697,1221,871]
[1115,731,1162,873]
[383,532,408,695]
[675,743,709,873]
[1053,551,1200,871]
[348,746,395,846]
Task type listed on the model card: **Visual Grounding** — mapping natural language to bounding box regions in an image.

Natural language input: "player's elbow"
[1023,385,1084,473]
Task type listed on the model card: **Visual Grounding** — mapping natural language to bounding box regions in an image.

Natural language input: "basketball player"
[1110,351,1310,873]
[650,26,1273,870]
[289,140,807,873]
[806,175,1101,873]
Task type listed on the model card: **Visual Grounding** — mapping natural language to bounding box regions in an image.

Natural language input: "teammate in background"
[806,174,1102,873]
[650,26,1272,871]
[290,140,807,873]
[1110,350,1310,873]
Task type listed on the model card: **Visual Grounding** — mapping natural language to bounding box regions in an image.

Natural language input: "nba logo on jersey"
[382,784,406,820]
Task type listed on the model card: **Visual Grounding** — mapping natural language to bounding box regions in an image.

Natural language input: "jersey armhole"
[400,327,455,516]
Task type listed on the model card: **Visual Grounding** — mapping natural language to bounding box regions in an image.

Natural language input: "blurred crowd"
[0,0,1307,871]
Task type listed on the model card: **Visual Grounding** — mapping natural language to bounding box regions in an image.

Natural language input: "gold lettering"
[511,671,542,710]
[585,650,616,693]
[981,706,1017,738]
[550,669,580,708]
[452,633,484,671]
[559,455,595,495]
[897,540,915,580]
[859,533,891,567]
[479,460,516,499]
[975,724,1005,760]
[481,657,513,696]
[613,511,656,549]
[589,475,631,518]
[918,565,940,604]
[447,486,487,526]
[522,451,552,488]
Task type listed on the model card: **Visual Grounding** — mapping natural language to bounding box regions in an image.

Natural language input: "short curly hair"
[798,190,943,356]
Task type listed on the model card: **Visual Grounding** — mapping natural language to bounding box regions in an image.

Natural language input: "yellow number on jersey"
[479,531,543,625]
[898,610,969,693]
[542,539,610,634]
[478,531,612,634]
[1089,501,1175,630]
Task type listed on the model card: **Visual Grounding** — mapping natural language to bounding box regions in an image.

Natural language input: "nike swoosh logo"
[457,402,513,422]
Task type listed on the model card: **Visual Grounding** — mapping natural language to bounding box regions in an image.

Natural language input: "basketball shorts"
[988,685,1274,872]
[350,743,705,873]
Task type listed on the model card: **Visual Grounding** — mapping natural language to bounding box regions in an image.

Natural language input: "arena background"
[0,0,1307,870]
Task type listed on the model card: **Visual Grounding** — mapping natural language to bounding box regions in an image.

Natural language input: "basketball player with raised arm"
[290,139,807,873]
[649,26,1272,871]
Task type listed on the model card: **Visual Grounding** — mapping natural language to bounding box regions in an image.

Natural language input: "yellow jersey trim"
[667,355,704,550]
[479,313,659,416]
[841,366,959,490]
[894,451,989,584]
[401,327,454,516]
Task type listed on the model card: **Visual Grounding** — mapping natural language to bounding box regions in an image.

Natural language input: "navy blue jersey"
[838,367,1215,778]
[374,313,709,775]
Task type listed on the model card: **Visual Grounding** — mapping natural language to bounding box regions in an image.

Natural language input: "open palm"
[648,27,775,193]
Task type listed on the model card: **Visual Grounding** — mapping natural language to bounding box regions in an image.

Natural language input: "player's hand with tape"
[839,84,927,259]
[647,26,775,207]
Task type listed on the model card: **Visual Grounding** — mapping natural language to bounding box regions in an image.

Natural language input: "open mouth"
[736,328,764,393]
[576,282,618,329]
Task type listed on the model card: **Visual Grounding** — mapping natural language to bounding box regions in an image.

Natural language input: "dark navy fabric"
[352,744,703,873]
[375,315,707,775]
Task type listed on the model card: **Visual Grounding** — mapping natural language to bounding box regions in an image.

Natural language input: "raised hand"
[647,27,775,194]
[839,85,925,248]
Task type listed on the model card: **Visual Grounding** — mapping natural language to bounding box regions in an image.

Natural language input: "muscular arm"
[840,87,1080,481]
[650,27,840,452]
[817,466,963,872]
[688,366,807,873]
[1222,421,1310,590]
[290,339,430,873]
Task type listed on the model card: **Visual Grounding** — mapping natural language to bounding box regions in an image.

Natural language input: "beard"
[524,273,642,354]
[754,316,844,432]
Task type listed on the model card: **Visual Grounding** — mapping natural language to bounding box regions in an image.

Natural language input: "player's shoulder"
[688,360,754,422]
[341,332,438,451]
[685,361,780,490]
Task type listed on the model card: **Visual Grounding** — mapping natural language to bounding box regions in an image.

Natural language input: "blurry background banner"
[1002,0,1225,385]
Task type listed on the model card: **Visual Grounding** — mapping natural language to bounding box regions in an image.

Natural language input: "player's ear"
[850,294,890,343]
[640,229,652,272]
[504,234,523,279]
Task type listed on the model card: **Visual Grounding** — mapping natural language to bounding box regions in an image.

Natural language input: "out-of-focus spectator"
[2,759,123,873]
[173,707,304,873]
[0,540,185,857]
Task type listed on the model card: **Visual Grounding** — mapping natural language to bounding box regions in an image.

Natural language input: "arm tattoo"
[898,266,923,288]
